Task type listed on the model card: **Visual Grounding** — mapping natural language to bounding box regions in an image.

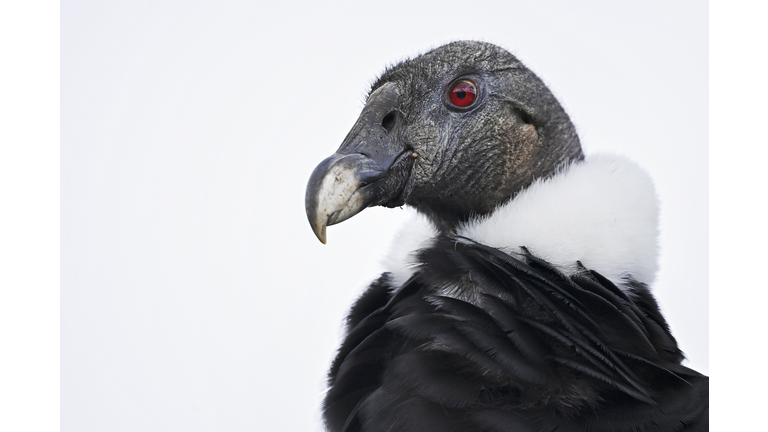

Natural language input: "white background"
[58,1,711,431]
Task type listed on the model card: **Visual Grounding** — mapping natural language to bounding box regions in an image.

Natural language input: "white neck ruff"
[383,154,659,289]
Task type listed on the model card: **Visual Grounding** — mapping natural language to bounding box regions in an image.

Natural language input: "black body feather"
[324,238,708,432]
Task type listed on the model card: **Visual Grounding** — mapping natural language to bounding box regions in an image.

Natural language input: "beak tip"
[312,223,327,244]
[306,153,382,245]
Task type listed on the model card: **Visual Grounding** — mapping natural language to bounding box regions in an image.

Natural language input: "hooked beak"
[305,154,386,244]
[305,82,412,243]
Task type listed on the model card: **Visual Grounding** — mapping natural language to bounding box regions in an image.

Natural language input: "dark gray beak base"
[305,82,411,243]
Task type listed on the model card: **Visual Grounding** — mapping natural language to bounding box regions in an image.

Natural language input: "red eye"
[448,80,477,108]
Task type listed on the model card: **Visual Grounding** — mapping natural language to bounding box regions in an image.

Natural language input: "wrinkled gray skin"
[306,41,584,242]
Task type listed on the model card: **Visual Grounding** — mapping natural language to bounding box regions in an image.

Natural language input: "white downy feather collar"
[383,154,659,290]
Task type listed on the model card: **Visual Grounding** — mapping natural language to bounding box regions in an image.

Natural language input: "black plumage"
[305,41,708,432]
[323,239,708,432]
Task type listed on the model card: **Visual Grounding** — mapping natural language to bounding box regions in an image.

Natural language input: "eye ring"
[446,78,479,110]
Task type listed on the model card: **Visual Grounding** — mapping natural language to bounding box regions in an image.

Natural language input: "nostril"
[381,111,397,133]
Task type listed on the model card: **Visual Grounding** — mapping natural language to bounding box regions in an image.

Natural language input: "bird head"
[306,41,583,243]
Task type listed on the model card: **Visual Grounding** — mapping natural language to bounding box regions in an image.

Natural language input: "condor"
[305,41,708,432]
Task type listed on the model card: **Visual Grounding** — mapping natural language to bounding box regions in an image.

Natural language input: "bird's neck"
[419,148,584,236]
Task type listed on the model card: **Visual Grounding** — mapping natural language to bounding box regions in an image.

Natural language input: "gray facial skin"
[306,41,583,242]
